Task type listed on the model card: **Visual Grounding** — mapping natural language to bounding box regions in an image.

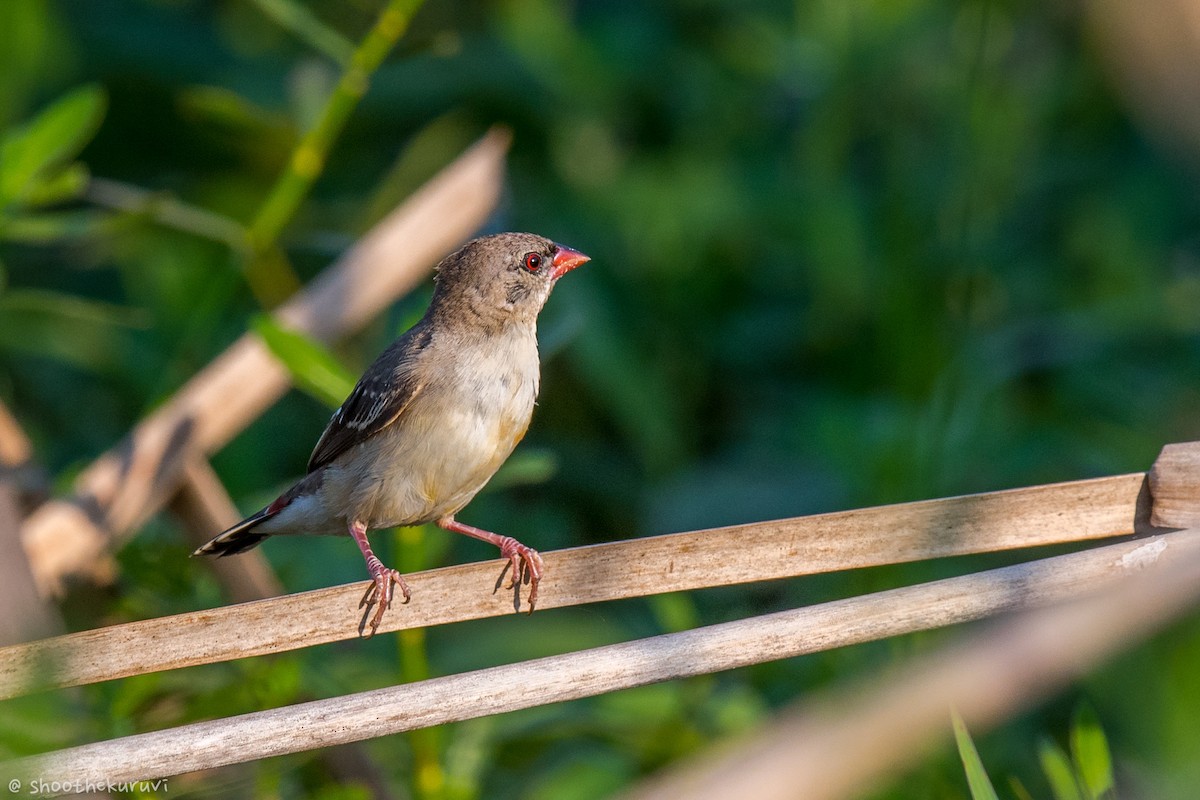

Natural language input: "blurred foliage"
[956,704,1115,800]
[1,0,1200,797]
[954,710,1001,800]
[253,313,357,406]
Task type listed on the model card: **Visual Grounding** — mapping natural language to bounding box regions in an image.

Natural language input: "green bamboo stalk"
[246,0,426,306]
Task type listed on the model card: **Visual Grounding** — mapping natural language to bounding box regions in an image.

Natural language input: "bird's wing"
[306,324,431,473]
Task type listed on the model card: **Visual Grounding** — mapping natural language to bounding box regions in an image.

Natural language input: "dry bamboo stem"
[171,459,284,603]
[20,130,511,597]
[1148,440,1200,527]
[0,401,59,645]
[0,400,33,467]
[0,487,56,646]
[0,472,1146,699]
[0,406,114,800]
[621,531,1200,800]
[7,529,1195,787]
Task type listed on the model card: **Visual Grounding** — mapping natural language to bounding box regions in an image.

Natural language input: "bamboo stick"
[0,487,55,646]
[0,400,33,467]
[171,460,283,604]
[7,529,1195,787]
[0,404,113,799]
[20,130,510,597]
[0,472,1147,699]
[1148,440,1200,527]
[0,401,59,645]
[621,531,1200,800]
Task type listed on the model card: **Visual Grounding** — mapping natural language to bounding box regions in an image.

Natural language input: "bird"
[194,232,590,636]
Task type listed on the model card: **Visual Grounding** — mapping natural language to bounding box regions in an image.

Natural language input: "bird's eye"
[522,252,542,272]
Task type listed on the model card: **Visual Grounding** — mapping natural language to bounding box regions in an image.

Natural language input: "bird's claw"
[358,566,410,638]
[491,538,543,614]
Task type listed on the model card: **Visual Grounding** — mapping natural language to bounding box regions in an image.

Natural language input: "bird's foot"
[358,558,411,638]
[492,537,544,613]
[436,517,544,614]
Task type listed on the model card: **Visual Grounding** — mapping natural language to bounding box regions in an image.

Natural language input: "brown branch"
[7,528,1194,786]
[20,129,511,597]
[0,472,1146,698]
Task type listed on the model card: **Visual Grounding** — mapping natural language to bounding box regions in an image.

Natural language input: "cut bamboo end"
[1148,441,1200,528]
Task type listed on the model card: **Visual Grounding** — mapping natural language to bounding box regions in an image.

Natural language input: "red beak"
[549,245,590,280]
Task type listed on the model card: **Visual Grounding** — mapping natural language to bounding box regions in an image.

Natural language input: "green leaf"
[1040,737,1084,800]
[177,85,291,139]
[307,783,372,800]
[0,289,146,372]
[486,448,559,491]
[0,208,114,243]
[1009,776,1036,800]
[526,751,634,800]
[952,710,1000,800]
[0,84,106,205]
[1070,705,1115,799]
[22,161,89,207]
[248,0,354,66]
[251,315,355,408]
[649,592,700,633]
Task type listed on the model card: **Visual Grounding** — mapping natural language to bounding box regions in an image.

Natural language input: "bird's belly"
[322,388,534,529]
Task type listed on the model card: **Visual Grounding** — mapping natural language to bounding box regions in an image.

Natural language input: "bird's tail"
[192,507,275,557]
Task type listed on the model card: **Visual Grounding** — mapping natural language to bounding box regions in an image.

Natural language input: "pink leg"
[349,519,411,637]
[437,516,544,613]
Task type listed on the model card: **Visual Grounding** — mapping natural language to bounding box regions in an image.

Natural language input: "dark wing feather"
[306,322,432,473]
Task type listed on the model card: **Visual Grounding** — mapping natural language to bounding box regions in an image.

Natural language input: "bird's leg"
[349,519,410,637]
[436,516,544,612]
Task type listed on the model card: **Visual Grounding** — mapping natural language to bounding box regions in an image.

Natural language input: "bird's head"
[432,232,590,326]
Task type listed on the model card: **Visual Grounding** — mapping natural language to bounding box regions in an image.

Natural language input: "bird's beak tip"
[550,245,590,279]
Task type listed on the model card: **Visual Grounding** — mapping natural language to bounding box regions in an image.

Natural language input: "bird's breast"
[326,326,541,528]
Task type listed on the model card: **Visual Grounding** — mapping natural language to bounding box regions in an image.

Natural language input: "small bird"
[194,232,589,636]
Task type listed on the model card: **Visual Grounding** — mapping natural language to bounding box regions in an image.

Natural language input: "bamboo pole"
[0,405,113,800]
[621,532,1200,800]
[0,472,1147,699]
[1148,440,1200,527]
[20,129,510,597]
[0,400,34,472]
[0,401,59,645]
[171,459,284,603]
[8,529,1195,787]
[0,486,53,646]
[620,441,1200,800]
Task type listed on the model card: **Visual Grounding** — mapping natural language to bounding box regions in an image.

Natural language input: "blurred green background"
[2,0,1200,797]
